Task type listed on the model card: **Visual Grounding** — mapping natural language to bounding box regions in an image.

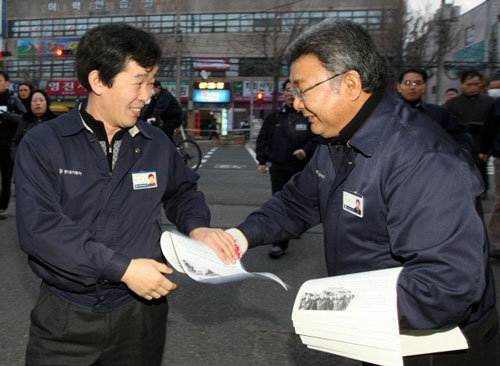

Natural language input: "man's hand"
[293,149,306,160]
[121,258,177,301]
[190,227,239,264]
[258,165,267,174]
[479,153,489,162]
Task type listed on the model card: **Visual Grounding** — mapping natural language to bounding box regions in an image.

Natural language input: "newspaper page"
[291,267,467,366]
[160,231,289,290]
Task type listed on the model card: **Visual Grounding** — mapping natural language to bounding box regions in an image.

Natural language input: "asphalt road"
[1,142,499,366]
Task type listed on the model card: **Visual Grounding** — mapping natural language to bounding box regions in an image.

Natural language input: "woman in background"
[17,82,33,111]
[11,89,56,159]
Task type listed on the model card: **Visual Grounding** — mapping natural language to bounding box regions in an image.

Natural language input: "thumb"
[153,260,173,274]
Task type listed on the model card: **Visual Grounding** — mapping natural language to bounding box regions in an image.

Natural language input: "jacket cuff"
[225,228,248,255]
[184,218,211,236]
[100,252,131,283]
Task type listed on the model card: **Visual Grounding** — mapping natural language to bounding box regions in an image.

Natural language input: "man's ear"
[342,71,363,101]
[88,70,104,96]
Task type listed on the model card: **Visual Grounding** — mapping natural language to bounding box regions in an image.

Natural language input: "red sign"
[47,80,88,96]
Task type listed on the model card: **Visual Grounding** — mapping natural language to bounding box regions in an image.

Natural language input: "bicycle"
[176,138,202,171]
[147,118,202,172]
[174,127,202,172]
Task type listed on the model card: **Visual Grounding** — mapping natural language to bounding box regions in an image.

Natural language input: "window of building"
[465,25,474,46]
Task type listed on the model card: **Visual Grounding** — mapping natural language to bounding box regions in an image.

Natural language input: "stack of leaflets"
[291,267,468,366]
[160,231,289,290]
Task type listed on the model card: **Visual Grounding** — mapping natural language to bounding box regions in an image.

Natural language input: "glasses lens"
[289,88,300,98]
[404,80,423,86]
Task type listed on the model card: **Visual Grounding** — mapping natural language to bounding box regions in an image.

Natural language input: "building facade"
[425,0,500,104]
[3,0,403,135]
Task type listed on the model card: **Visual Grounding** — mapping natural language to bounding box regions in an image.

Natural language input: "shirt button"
[135,148,141,154]
[99,296,106,301]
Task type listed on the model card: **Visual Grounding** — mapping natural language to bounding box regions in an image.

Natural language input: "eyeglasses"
[402,80,425,87]
[289,72,345,101]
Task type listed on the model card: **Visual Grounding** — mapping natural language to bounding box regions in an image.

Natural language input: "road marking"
[214,164,247,169]
[199,147,218,170]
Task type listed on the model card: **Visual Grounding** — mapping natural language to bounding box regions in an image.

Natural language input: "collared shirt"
[80,106,130,172]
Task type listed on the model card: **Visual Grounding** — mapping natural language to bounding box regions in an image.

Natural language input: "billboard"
[18,38,79,56]
[193,89,231,103]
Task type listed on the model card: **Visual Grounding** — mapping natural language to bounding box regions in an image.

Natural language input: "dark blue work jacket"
[240,91,495,331]
[410,100,474,154]
[15,105,210,312]
[256,104,320,169]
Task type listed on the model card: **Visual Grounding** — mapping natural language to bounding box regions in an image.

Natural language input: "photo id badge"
[132,171,157,190]
[343,190,363,218]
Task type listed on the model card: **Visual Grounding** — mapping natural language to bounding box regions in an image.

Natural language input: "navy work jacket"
[256,104,320,169]
[240,91,495,331]
[15,105,210,312]
[411,100,474,154]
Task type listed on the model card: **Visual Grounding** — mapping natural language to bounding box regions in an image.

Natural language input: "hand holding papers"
[292,267,468,366]
[160,231,289,290]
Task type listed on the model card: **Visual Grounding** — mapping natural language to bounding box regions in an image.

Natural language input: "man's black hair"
[398,68,428,83]
[76,23,162,92]
[446,87,459,93]
[286,20,387,93]
[0,71,10,81]
[460,69,482,83]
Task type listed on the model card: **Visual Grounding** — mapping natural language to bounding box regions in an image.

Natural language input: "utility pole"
[436,0,454,105]
[249,80,255,142]
[175,0,182,104]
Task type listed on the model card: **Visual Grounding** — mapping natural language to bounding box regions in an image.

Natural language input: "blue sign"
[193,89,231,103]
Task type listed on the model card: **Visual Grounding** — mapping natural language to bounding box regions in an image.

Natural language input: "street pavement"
[1,143,499,366]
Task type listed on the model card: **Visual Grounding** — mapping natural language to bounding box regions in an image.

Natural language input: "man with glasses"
[255,78,320,258]
[228,20,499,365]
[397,68,473,153]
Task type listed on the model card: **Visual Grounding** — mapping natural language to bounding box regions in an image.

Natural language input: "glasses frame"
[401,80,425,87]
[290,72,345,101]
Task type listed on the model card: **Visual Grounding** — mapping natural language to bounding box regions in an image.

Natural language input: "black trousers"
[0,149,13,210]
[269,165,302,250]
[362,310,500,366]
[26,284,169,366]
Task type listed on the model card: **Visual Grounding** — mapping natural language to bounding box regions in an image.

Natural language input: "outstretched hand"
[190,227,240,264]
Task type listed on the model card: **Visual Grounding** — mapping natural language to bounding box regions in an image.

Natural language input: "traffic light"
[55,49,74,56]
[256,92,264,101]
[0,51,12,57]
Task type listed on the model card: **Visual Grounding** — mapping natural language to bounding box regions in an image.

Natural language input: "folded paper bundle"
[291,267,468,366]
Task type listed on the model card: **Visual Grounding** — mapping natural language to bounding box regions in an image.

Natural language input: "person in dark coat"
[141,80,183,140]
[397,68,474,154]
[227,19,500,365]
[445,69,496,196]
[16,24,238,366]
[0,71,26,219]
[11,89,56,159]
[255,78,321,258]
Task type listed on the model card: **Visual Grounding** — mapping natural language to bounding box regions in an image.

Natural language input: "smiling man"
[15,24,237,366]
[229,20,499,365]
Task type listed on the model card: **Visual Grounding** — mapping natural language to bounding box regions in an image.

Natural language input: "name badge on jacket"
[132,171,157,190]
[343,190,363,218]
